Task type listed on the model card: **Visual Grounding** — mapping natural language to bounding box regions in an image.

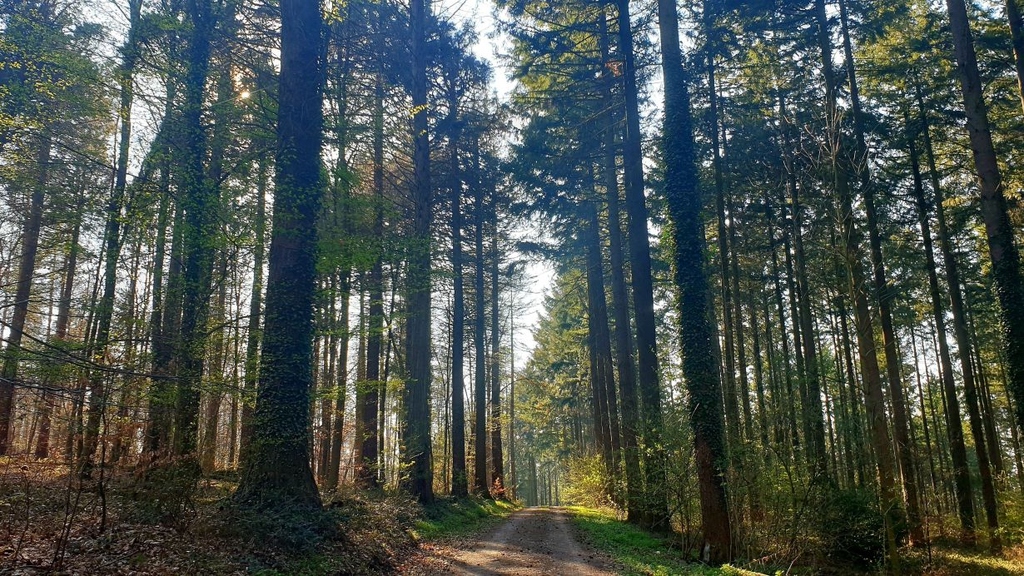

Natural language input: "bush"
[562,454,619,510]
[130,457,201,529]
[818,487,885,566]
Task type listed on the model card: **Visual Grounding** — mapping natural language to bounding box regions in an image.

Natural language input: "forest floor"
[4,458,1024,575]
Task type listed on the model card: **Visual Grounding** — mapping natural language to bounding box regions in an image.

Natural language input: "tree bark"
[234,0,324,510]
[473,137,489,498]
[401,0,434,503]
[598,6,640,514]
[944,3,1024,538]
[617,0,668,528]
[489,215,505,496]
[656,0,731,560]
[0,134,49,455]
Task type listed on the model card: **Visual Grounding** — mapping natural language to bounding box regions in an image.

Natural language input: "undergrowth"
[0,458,514,575]
[567,506,760,576]
[411,495,518,540]
[567,505,1024,576]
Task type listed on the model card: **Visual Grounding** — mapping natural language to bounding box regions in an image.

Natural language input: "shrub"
[562,454,619,510]
[817,487,885,566]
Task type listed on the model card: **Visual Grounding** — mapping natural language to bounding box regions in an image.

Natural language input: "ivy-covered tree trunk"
[655,0,731,561]
[172,0,216,460]
[234,0,324,510]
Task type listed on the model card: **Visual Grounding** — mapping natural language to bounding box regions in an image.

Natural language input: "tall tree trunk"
[401,0,434,503]
[172,0,216,460]
[326,273,350,489]
[838,0,923,541]
[239,160,268,458]
[813,0,901,559]
[908,105,979,540]
[489,216,505,496]
[598,6,641,514]
[446,80,468,497]
[354,71,385,490]
[778,92,828,477]
[146,82,180,456]
[473,137,489,497]
[234,0,324,510]
[36,193,82,459]
[0,134,49,455]
[584,195,620,481]
[944,2,1024,536]
[707,42,740,453]
[656,0,731,560]
[616,0,668,528]
[199,258,229,472]
[917,83,990,542]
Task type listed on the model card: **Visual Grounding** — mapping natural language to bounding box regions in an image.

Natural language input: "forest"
[4,0,1024,572]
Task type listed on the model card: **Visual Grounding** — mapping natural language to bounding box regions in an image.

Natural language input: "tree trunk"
[473,137,489,498]
[944,3,1024,539]
[598,6,641,514]
[0,134,49,455]
[354,70,385,490]
[837,0,923,541]
[400,0,434,503]
[813,0,900,559]
[239,160,268,458]
[489,216,505,496]
[656,0,731,560]
[617,0,668,528]
[917,82,991,543]
[234,0,324,510]
[172,0,216,460]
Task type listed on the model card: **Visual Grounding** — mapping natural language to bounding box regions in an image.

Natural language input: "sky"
[447,0,558,360]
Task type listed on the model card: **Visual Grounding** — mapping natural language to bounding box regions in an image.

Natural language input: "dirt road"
[418,507,617,575]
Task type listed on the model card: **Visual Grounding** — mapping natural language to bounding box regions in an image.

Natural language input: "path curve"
[423,507,617,575]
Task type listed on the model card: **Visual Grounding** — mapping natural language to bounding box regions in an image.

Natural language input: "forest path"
[420,507,617,575]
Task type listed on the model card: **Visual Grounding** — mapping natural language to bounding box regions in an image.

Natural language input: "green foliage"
[568,507,757,575]
[816,488,886,567]
[130,458,202,530]
[562,454,619,510]
[410,496,518,540]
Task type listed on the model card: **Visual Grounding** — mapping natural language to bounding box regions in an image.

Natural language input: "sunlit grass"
[567,506,764,575]
[411,496,518,540]
[902,544,1024,575]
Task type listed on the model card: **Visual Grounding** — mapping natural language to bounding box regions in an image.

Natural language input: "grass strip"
[412,496,518,541]
[566,506,760,576]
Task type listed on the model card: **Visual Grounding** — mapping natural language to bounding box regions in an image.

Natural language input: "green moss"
[567,506,764,576]
[410,496,519,540]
